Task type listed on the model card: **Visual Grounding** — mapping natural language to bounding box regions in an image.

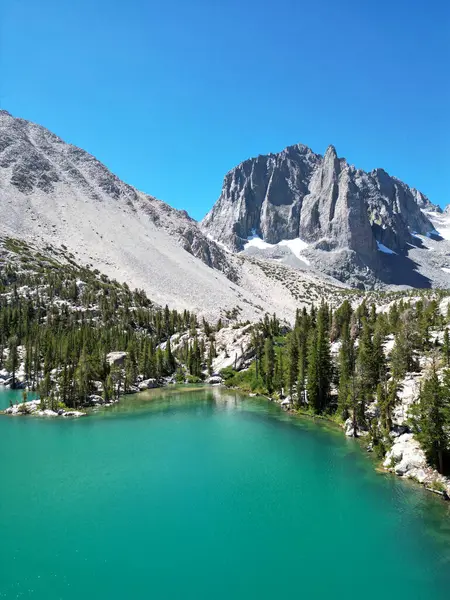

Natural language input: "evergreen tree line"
[0,253,217,409]
[225,297,450,473]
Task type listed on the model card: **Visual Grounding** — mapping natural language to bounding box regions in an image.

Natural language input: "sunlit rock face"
[201,141,439,285]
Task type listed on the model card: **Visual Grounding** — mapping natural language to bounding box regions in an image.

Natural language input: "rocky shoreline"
[273,393,450,501]
[3,399,87,418]
[0,373,223,420]
[382,431,450,498]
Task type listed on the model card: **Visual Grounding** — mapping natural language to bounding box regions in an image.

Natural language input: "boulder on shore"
[344,418,367,438]
[383,433,427,476]
[138,379,159,390]
[88,394,103,405]
[0,368,11,380]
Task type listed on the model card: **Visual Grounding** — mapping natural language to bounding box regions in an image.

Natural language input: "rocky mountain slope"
[0,110,352,322]
[202,143,450,288]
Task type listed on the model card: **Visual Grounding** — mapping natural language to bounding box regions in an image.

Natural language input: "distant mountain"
[201,143,445,288]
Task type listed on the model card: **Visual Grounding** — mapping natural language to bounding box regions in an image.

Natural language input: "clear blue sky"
[1,0,449,218]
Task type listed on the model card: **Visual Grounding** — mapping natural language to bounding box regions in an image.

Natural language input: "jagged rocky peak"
[202,143,322,251]
[299,147,377,265]
[201,142,439,263]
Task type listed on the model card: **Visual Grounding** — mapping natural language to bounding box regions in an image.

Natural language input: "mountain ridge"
[0,109,358,322]
[201,141,439,250]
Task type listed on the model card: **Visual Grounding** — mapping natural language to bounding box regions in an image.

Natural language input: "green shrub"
[186,375,202,384]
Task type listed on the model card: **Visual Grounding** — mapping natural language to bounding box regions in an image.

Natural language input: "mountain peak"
[324,144,338,158]
[201,139,441,288]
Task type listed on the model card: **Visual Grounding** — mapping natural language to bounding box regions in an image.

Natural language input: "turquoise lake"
[1,385,450,599]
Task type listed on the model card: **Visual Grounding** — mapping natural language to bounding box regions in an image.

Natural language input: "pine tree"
[354,319,378,424]
[286,332,298,400]
[372,329,386,384]
[389,303,400,332]
[378,379,400,433]
[410,369,450,473]
[316,304,331,412]
[296,334,307,406]
[207,340,215,376]
[154,347,163,378]
[164,338,175,373]
[391,323,415,379]
[75,349,93,405]
[337,322,354,420]
[357,319,375,386]
[306,327,319,412]
[263,336,275,394]
[443,328,450,367]
[104,374,114,403]
[273,350,283,397]
[6,335,18,389]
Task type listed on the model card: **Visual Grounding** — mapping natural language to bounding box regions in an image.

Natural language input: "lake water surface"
[1,386,449,599]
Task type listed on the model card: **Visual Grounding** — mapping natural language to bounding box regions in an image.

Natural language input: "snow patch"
[442,268,450,274]
[437,227,450,241]
[278,238,309,258]
[244,234,274,250]
[423,211,450,241]
[243,235,310,263]
[376,241,397,255]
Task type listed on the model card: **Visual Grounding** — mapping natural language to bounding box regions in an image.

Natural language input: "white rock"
[393,374,421,426]
[41,409,58,417]
[106,351,128,366]
[384,433,427,476]
[138,378,159,390]
[411,468,427,484]
[212,324,254,372]
[344,418,357,437]
[4,399,41,414]
[62,411,86,417]
[88,394,103,404]
[0,368,11,380]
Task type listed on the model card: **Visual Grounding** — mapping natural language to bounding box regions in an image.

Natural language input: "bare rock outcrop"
[202,141,440,286]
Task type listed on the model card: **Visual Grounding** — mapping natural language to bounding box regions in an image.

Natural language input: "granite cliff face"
[201,142,439,283]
